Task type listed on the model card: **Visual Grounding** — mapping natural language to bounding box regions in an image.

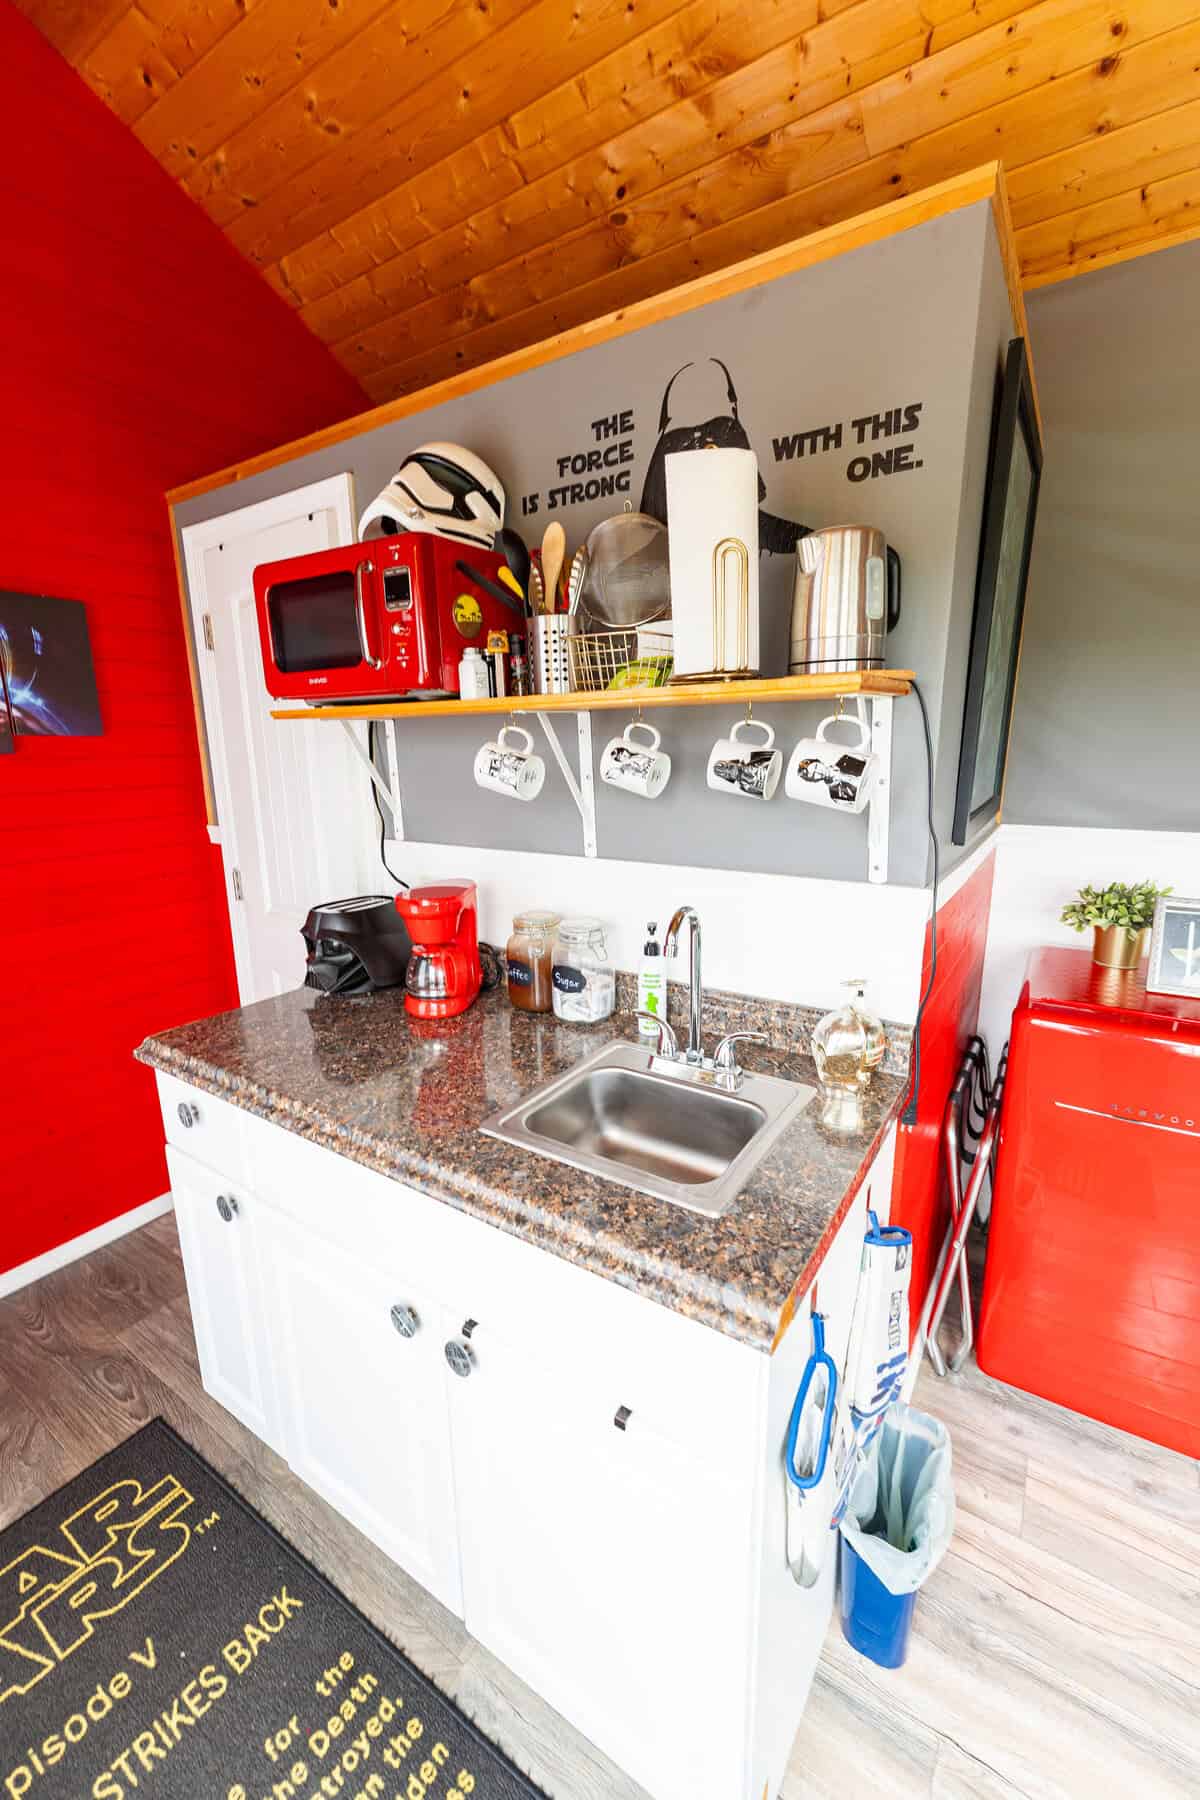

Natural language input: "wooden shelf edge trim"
[165,166,1002,508]
[270,672,915,721]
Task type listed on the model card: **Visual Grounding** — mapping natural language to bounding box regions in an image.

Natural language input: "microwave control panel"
[383,567,413,611]
[381,557,422,680]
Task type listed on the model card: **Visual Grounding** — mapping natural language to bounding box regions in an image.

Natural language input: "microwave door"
[266,568,366,679]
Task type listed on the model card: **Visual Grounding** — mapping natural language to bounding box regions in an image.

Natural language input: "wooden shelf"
[270,670,914,722]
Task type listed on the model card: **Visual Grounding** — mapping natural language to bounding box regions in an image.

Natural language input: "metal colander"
[578,508,671,631]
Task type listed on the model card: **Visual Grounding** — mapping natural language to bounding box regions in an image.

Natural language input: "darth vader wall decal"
[638,357,811,554]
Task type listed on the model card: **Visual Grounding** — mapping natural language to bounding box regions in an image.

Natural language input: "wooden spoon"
[540,522,566,614]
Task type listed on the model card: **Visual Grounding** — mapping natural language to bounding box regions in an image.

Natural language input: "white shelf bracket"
[537,712,597,857]
[339,718,405,843]
[385,719,405,842]
[866,694,893,884]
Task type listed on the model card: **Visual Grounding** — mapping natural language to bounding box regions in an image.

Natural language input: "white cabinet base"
[157,1073,892,1800]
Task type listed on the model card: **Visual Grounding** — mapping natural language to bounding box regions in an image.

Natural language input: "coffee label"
[552,964,587,994]
[506,958,533,987]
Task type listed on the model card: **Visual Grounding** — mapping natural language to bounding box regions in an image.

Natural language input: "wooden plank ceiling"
[20,0,1200,404]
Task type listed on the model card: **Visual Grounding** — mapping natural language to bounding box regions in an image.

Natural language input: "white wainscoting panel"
[386,841,932,1022]
[978,823,1200,1054]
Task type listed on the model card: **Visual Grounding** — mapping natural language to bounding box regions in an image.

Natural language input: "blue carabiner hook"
[785,1312,838,1491]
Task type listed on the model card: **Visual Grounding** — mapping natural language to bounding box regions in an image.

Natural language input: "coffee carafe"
[788,526,901,673]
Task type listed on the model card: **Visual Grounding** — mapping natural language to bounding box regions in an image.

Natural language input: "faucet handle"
[636,1011,679,1060]
[713,1031,768,1086]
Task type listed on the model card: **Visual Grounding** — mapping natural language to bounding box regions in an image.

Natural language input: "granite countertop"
[136,986,905,1353]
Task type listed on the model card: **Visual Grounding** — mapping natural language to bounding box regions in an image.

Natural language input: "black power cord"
[367,720,409,891]
[901,677,938,1128]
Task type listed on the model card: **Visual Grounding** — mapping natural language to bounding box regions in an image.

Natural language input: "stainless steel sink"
[481,1039,814,1217]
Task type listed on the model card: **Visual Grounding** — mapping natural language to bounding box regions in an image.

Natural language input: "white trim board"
[0,1194,173,1301]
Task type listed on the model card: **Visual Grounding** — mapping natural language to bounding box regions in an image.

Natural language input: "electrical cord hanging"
[367,720,409,891]
[901,677,938,1128]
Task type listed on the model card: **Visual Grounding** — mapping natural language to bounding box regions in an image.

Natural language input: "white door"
[181,477,376,1002]
[166,1144,281,1452]
[258,1204,464,1615]
[449,1327,753,1800]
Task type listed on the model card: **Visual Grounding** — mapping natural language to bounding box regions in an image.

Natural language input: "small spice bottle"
[509,634,531,697]
[506,910,561,1013]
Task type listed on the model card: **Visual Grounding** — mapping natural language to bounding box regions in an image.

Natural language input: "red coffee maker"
[394,881,482,1020]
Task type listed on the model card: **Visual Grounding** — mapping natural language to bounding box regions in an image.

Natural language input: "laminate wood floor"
[1,1215,1197,1799]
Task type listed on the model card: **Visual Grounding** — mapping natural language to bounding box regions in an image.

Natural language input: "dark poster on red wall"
[0,591,102,736]
[0,657,13,754]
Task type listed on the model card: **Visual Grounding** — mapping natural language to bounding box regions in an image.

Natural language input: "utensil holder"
[530,615,573,695]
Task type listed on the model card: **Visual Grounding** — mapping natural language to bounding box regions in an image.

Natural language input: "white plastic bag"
[839,1402,955,1595]
[843,1210,911,1437]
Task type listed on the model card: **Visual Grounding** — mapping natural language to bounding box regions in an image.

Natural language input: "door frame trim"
[178,474,356,989]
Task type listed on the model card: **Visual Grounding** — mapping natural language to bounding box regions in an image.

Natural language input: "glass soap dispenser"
[811,979,886,1095]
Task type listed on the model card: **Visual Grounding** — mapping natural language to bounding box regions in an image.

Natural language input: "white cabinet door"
[258,1204,463,1616]
[449,1323,755,1800]
[180,478,376,1003]
[166,1144,280,1451]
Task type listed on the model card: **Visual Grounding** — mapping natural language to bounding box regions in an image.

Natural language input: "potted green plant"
[1061,880,1170,970]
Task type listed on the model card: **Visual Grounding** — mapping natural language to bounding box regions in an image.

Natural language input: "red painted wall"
[891,851,997,1329]
[0,4,367,1278]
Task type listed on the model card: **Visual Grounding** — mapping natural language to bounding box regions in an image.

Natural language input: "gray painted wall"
[179,201,1013,886]
[1007,240,1200,830]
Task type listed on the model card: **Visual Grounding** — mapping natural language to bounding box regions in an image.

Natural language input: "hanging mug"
[785,706,878,814]
[599,720,672,799]
[706,717,782,801]
[474,724,545,802]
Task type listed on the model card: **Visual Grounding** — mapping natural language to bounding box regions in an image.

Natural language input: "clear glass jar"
[551,917,615,1024]
[811,979,886,1094]
[506,909,561,1013]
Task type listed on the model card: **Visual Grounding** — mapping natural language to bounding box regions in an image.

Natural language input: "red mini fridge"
[978,947,1200,1458]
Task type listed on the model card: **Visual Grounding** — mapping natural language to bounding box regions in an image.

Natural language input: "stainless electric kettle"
[788,525,901,673]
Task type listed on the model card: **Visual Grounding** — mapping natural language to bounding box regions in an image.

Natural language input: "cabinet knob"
[177,1102,200,1128]
[215,1193,239,1223]
[444,1339,476,1379]
[390,1303,420,1340]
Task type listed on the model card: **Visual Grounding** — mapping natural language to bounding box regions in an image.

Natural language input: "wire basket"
[568,627,674,693]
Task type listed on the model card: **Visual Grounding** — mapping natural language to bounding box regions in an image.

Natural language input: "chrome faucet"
[664,905,704,1062]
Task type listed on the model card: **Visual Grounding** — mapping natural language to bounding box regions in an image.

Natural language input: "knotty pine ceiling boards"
[21,0,1200,401]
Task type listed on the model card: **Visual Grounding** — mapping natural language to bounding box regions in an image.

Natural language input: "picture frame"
[0,590,102,738]
[1147,895,1200,1000]
[952,336,1043,844]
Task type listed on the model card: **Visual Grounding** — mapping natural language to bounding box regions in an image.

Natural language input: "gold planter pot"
[1091,924,1147,970]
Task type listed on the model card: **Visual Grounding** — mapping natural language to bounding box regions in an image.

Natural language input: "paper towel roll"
[665,447,760,678]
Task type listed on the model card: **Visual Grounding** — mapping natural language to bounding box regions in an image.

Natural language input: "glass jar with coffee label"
[551,917,615,1024]
[506,910,561,1013]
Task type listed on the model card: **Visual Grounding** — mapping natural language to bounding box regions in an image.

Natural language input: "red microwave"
[253,533,515,702]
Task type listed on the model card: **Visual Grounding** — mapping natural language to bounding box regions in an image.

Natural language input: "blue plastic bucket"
[839,1534,918,1669]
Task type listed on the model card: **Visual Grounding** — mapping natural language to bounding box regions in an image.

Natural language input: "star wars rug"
[1,1420,545,1800]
